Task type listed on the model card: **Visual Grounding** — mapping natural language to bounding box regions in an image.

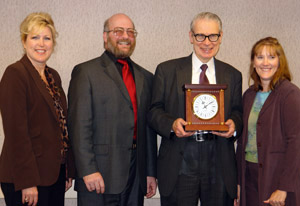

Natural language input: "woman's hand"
[234,185,240,206]
[22,186,38,206]
[264,190,287,206]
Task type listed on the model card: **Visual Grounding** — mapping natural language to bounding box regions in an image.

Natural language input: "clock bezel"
[192,93,219,120]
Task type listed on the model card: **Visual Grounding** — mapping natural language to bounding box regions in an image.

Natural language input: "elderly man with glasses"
[68,13,157,206]
[148,12,243,206]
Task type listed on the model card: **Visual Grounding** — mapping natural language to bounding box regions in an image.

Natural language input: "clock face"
[192,94,218,120]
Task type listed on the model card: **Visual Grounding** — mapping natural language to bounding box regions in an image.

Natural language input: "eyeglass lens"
[195,34,219,42]
[113,27,137,38]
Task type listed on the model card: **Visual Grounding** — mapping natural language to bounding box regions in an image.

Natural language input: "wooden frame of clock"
[184,84,229,131]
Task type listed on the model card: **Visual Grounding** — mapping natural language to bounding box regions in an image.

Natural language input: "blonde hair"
[249,37,291,91]
[20,12,58,46]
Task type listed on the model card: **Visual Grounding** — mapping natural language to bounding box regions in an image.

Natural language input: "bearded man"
[67,13,157,206]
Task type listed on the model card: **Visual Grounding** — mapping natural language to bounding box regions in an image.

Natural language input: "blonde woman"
[0,12,75,206]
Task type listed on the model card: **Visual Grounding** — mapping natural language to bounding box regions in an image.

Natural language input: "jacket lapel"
[132,66,144,107]
[176,55,192,118]
[101,53,132,104]
[259,87,278,117]
[215,58,230,84]
[21,55,58,122]
[176,55,192,94]
[243,86,275,127]
[244,89,257,120]
[214,58,235,119]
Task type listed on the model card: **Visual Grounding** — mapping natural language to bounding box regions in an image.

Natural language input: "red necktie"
[199,64,209,84]
[117,59,137,140]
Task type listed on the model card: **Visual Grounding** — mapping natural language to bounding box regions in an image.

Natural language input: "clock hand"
[203,101,214,109]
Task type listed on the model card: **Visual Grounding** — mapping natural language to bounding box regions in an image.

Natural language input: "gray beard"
[106,39,135,58]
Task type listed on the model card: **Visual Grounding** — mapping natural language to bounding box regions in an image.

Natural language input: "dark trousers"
[245,161,298,206]
[77,149,144,206]
[1,164,66,206]
[161,137,233,206]
[245,161,259,206]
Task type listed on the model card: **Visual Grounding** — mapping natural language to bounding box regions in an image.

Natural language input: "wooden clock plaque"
[184,84,229,131]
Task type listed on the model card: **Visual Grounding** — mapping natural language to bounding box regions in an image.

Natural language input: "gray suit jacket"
[148,54,242,198]
[68,52,157,194]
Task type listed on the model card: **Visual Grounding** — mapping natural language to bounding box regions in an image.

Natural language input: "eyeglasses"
[192,32,220,42]
[105,27,138,38]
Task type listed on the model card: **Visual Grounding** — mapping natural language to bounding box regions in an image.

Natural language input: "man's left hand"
[212,119,235,138]
[145,176,157,198]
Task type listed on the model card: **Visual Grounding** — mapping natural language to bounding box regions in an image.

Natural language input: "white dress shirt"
[191,52,216,84]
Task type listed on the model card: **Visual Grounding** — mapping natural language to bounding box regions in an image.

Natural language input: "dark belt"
[188,132,215,142]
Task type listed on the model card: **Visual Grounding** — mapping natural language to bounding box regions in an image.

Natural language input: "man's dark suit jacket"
[0,55,75,191]
[148,54,242,198]
[68,52,157,194]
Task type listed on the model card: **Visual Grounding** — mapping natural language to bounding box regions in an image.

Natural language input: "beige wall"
[1,0,300,199]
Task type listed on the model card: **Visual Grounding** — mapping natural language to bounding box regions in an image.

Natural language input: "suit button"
[257,142,261,147]
[259,163,263,168]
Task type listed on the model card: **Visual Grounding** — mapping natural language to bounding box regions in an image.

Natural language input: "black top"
[105,50,135,79]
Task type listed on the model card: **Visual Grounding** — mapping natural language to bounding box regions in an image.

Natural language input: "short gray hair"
[190,12,222,33]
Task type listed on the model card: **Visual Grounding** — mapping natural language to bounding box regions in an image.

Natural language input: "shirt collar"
[192,52,215,76]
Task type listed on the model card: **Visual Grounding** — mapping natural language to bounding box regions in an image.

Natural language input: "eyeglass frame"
[105,27,138,38]
[192,31,221,42]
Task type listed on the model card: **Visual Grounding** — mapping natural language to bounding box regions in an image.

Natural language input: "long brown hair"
[249,37,291,91]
